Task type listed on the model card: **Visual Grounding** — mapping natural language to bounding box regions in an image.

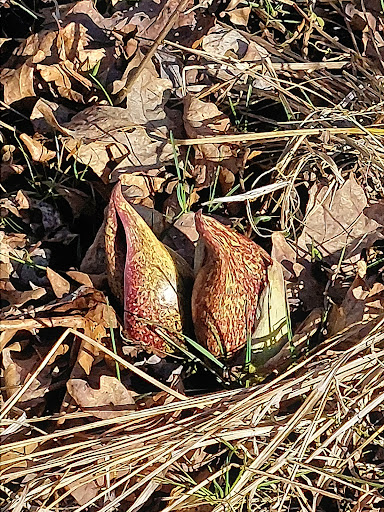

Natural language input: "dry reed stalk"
[174,126,384,146]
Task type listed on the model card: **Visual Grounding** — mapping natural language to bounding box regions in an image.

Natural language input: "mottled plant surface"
[1,0,384,511]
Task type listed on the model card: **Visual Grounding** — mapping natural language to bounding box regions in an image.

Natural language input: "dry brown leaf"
[0,2,127,105]
[200,25,271,90]
[36,102,173,179]
[119,173,170,205]
[3,341,67,403]
[328,274,384,337]
[298,176,383,265]
[0,30,56,104]
[271,231,324,310]
[1,287,46,308]
[114,51,172,123]
[19,133,56,163]
[0,232,28,286]
[0,60,35,104]
[46,267,70,298]
[201,25,268,62]
[183,95,242,188]
[31,99,74,134]
[222,1,251,27]
[66,375,137,419]
[1,145,24,182]
[66,271,94,288]
[126,0,195,42]
[65,474,101,506]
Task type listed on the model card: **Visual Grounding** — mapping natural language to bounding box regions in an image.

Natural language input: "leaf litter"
[1,0,384,510]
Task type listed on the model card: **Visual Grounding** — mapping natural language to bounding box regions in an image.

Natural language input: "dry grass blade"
[2,320,383,511]
[174,126,384,146]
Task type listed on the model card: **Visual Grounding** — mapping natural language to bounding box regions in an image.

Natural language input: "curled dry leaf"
[113,50,173,122]
[3,341,68,404]
[0,1,127,104]
[66,271,94,288]
[192,211,272,358]
[221,0,251,26]
[1,287,46,309]
[119,171,174,207]
[272,231,327,311]
[105,182,193,353]
[30,98,74,134]
[200,25,271,89]
[0,232,28,288]
[125,0,195,43]
[66,375,137,419]
[1,144,24,182]
[19,133,55,163]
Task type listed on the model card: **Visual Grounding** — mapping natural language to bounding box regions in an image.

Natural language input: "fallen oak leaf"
[66,271,94,288]
[298,176,383,266]
[1,287,46,308]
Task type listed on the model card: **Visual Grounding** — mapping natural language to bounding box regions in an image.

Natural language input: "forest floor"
[1,0,384,510]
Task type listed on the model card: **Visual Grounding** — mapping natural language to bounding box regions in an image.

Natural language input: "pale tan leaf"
[252,259,288,367]
[46,267,70,298]
[66,271,94,288]
[19,133,56,163]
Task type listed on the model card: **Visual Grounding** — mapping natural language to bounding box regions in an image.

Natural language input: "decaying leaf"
[66,375,137,419]
[1,287,46,308]
[328,273,384,338]
[183,95,243,188]
[271,231,324,310]
[3,341,68,405]
[298,176,383,265]
[200,25,271,89]
[35,101,173,179]
[125,0,195,42]
[0,1,128,104]
[1,145,24,182]
[114,50,173,124]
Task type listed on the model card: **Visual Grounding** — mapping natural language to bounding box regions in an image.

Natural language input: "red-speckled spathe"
[105,182,192,352]
[192,211,272,358]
